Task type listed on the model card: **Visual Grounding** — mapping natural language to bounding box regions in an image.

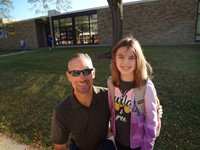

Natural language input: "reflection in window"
[196,1,200,41]
[75,15,98,44]
[59,18,73,45]
[197,15,200,34]
[75,16,89,27]
[52,11,98,45]
[60,27,67,45]
[90,14,98,44]
[75,16,89,44]
[54,27,60,45]
[53,20,59,28]
[199,2,200,13]
[60,18,72,27]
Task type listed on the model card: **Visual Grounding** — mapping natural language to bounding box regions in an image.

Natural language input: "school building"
[0,0,199,50]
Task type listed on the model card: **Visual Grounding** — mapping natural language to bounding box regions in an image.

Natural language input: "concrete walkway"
[0,51,30,57]
[0,50,40,58]
[0,133,33,150]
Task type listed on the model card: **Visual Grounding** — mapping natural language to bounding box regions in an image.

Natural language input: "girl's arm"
[142,80,158,150]
[107,77,116,138]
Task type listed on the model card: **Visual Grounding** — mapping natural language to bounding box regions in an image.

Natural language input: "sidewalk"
[0,48,46,58]
[0,51,25,58]
[0,133,31,150]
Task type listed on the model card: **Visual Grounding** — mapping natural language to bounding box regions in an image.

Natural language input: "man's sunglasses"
[68,68,93,77]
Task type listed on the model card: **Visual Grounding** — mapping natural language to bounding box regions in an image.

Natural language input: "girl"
[107,35,160,150]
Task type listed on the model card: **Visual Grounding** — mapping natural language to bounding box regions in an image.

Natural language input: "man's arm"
[54,143,68,150]
[51,110,69,150]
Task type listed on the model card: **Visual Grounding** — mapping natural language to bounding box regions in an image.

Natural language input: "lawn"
[0,49,21,55]
[0,45,199,150]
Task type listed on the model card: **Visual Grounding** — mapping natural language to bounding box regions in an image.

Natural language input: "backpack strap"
[156,96,161,137]
[134,84,146,116]
[135,81,161,137]
[108,77,147,116]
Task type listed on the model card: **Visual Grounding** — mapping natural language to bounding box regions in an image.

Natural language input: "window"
[89,14,98,44]
[53,20,59,28]
[54,27,60,45]
[52,10,98,45]
[195,0,200,41]
[60,18,72,27]
[75,14,98,44]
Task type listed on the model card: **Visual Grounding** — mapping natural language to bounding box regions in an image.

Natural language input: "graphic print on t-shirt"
[114,88,140,123]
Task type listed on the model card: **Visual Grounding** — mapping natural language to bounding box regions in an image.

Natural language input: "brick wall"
[97,8,113,45]
[0,0,198,50]
[35,22,46,48]
[0,20,38,50]
[98,0,198,45]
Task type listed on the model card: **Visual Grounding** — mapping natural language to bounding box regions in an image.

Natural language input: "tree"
[27,0,71,14]
[0,0,13,19]
[107,0,123,46]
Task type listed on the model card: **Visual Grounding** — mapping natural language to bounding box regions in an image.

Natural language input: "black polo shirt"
[51,86,110,150]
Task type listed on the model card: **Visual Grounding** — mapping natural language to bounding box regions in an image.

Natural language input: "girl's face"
[115,46,136,81]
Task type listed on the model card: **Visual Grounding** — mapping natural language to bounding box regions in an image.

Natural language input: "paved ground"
[0,133,32,150]
[0,49,41,58]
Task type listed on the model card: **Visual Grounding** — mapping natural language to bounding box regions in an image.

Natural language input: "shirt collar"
[69,86,101,109]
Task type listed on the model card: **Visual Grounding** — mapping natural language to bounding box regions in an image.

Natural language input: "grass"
[0,49,21,55]
[0,45,200,150]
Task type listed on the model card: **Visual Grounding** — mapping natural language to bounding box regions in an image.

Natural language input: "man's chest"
[64,102,110,136]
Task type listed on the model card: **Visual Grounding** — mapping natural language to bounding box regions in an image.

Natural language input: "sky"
[10,0,140,21]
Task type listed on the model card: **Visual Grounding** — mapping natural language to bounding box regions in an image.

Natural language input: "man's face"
[66,57,95,95]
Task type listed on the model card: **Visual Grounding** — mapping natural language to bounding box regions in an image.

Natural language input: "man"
[51,53,116,150]
[51,53,163,150]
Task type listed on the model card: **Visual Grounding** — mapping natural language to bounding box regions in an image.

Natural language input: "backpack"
[134,83,161,137]
[107,77,161,137]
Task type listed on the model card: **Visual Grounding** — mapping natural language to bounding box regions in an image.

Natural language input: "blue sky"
[10,0,139,21]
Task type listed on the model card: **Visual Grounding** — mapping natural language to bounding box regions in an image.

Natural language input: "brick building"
[0,0,199,50]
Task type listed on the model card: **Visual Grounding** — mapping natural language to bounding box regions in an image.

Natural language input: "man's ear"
[92,68,96,79]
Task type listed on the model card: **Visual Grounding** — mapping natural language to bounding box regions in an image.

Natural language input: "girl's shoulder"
[146,79,155,88]
[145,79,157,94]
[107,76,113,88]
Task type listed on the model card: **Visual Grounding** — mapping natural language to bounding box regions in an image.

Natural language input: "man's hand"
[54,143,68,150]
[158,104,163,118]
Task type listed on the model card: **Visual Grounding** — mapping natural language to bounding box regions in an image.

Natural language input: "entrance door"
[60,26,74,45]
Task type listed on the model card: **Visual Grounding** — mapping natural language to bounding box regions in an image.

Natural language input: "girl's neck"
[120,74,134,82]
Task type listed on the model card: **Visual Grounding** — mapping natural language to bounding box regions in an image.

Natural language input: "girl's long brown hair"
[111,35,153,88]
